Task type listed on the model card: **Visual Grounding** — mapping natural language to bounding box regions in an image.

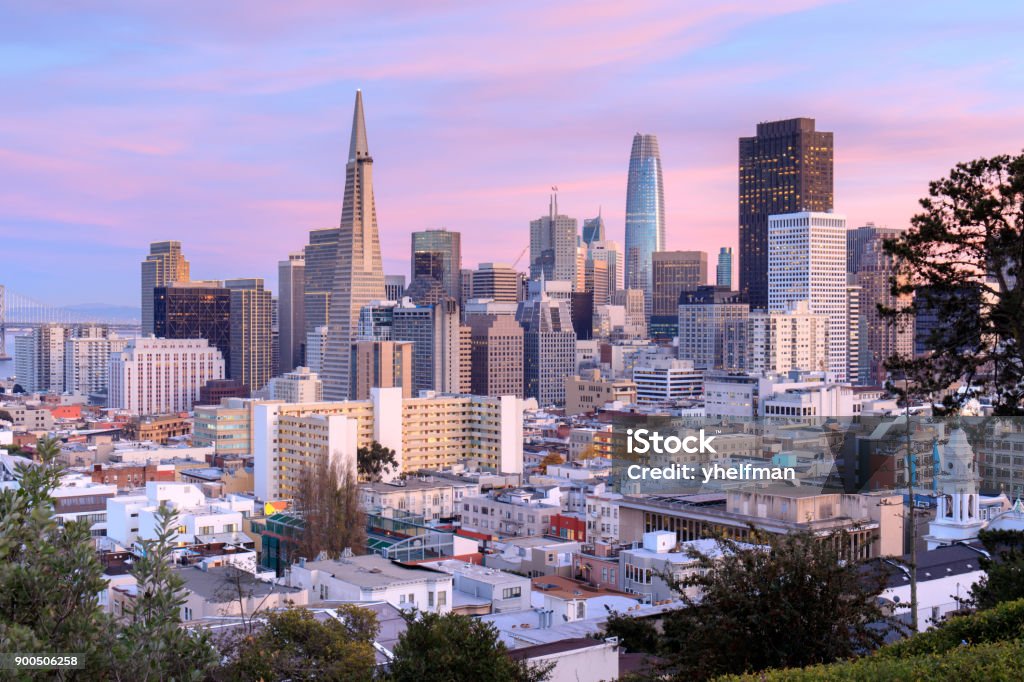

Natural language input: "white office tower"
[768,212,848,381]
[748,300,828,374]
[108,338,225,415]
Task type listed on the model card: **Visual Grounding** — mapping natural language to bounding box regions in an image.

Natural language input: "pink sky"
[2,1,1023,306]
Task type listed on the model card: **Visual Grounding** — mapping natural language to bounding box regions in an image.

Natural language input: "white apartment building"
[290,554,453,614]
[106,481,252,549]
[705,371,858,419]
[253,387,525,501]
[460,486,562,538]
[748,300,828,374]
[268,366,323,403]
[65,334,130,396]
[632,358,703,403]
[108,337,225,415]
[768,212,848,380]
[359,476,481,520]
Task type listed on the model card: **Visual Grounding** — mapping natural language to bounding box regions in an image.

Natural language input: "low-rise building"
[288,554,453,614]
[426,559,532,615]
[460,486,562,538]
[360,476,480,521]
[564,370,637,417]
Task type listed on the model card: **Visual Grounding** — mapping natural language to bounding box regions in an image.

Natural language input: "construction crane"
[512,244,529,269]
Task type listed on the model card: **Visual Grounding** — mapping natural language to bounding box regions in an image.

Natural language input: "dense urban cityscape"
[3,4,1024,681]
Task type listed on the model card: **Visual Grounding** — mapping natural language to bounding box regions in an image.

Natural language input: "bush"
[878,598,1024,657]
[717,638,1024,681]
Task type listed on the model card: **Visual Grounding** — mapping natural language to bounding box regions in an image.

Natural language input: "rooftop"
[301,554,451,590]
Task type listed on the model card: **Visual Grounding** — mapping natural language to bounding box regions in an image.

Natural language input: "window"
[502,587,522,599]
[438,590,447,606]
[183,607,193,621]
[428,591,435,607]
[319,584,329,600]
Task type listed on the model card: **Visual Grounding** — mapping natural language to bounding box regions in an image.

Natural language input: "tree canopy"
[357,441,399,482]
[882,151,1024,414]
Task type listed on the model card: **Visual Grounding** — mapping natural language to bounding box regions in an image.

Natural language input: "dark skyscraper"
[411,229,462,302]
[582,210,605,246]
[624,134,665,316]
[153,281,231,374]
[739,118,833,309]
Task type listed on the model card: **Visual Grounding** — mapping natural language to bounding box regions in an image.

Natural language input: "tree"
[0,408,13,424]
[294,454,366,560]
[211,606,378,682]
[538,452,564,473]
[357,440,399,481]
[109,503,217,681]
[0,437,115,679]
[653,529,901,680]
[882,152,1024,415]
[387,611,553,682]
[596,609,660,654]
[969,529,1024,610]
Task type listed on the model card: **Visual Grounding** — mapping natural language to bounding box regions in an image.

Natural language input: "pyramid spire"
[349,89,369,162]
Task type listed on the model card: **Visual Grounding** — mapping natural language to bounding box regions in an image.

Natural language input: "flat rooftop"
[302,554,451,590]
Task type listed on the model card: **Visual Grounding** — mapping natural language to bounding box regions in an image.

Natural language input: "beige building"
[359,477,481,520]
[141,240,190,335]
[748,300,828,374]
[564,369,637,416]
[468,314,524,398]
[350,340,413,399]
[619,487,903,560]
[268,366,323,403]
[225,278,274,393]
[193,398,255,457]
[651,251,707,317]
[471,263,520,303]
[252,388,525,501]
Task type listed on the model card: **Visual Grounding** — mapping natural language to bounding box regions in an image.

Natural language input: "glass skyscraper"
[716,247,733,288]
[624,134,665,315]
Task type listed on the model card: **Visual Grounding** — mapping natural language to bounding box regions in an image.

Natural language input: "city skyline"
[3,1,1024,306]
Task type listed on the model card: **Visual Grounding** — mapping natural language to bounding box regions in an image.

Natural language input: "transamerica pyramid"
[321,90,386,399]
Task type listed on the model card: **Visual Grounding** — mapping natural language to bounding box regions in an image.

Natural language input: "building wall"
[108,338,225,416]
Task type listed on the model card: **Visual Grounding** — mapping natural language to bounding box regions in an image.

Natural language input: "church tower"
[925,428,984,550]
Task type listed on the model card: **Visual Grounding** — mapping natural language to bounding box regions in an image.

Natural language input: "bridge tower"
[0,284,7,360]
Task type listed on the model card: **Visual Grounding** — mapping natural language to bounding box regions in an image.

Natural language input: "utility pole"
[904,398,919,632]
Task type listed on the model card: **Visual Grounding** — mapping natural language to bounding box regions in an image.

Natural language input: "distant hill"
[64,303,141,324]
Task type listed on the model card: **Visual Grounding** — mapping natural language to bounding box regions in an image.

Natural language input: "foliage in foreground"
[210,606,379,682]
[722,598,1024,680]
[386,611,553,682]
[968,528,1024,610]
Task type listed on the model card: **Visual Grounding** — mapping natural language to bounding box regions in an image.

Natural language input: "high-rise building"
[384,275,406,302]
[846,276,869,385]
[716,247,733,288]
[847,224,912,384]
[529,192,578,284]
[65,332,129,397]
[411,229,462,302]
[739,119,833,309]
[350,340,413,399]
[357,300,398,340]
[610,289,647,340]
[302,227,339,335]
[582,210,605,246]
[393,298,468,395]
[677,287,749,371]
[748,300,828,374]
[109,338,225,415]
[846,223,902,275]
[305,326,329,375]
[516,294,576,406]
[141,241,190,335]
[583,258,610,310]
[277,252,306,374]
[225,278,273,392]
[467,315,524,398]
[471,263,520,303]
[570,291,594,341]
[588,241,622,296]
[153,281,231,374]
[651,251,708,318]
[768,212,848,380]
[624,134,665,315]
[14,324,70,394]
[322,91,387,400]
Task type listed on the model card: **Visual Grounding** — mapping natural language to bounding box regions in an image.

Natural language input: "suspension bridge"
[0,284,140,360]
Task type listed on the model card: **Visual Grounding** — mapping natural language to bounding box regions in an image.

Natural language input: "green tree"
[882,151,1024,415]
[0,437,114,680]
[653,529,900,681]
[357,440,399,481]
[969,529,1024,611]
[108,503,217,681]
[0,408,14,424]
[211,606,378,682]
[387,611,553,682]
[595,609,659,654]
[294,454,366,560]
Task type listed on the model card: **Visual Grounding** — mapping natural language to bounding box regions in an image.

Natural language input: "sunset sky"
[2,1,1023,307]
